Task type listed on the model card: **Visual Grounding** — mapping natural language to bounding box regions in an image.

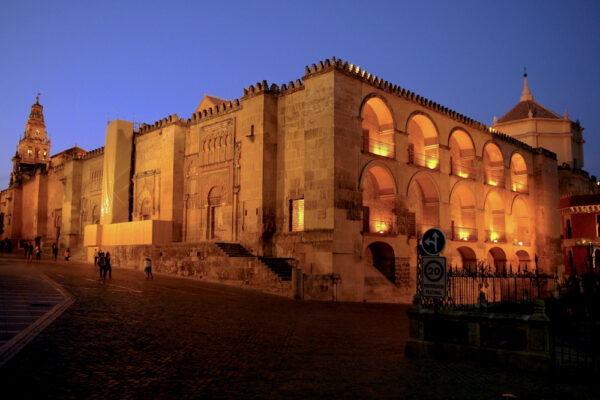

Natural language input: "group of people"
[93,249,112,279]
[0,238,12,253]
[23,243,42,262]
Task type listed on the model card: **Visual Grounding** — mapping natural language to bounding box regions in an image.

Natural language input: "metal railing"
[450,159,474,179]
[408,148,439,170]
[364,218,397,236]
[451,226,477,242]
[485,229,506,243]
[485,169,505,187]
[362,136,395,158]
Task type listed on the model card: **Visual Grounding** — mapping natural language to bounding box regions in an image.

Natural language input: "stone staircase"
[214,242,254,257]
[258,257,293,282]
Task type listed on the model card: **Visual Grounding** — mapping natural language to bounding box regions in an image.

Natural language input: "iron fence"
[447,265,556,308]
[419,261,557,310]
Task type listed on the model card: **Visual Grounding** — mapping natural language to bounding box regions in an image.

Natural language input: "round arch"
[360,96,395,158]
[448,128,476,178]
[487,247,507,269]
[511,196,531,246]
[510,152,528,192]
[449,183,477,241]
[483,142,505,187]
[361,164,397,235]
[406,172,440,235]
[367,241,396,283]
[456,246,477,272]
[359,94,395,127]
[207,186,224,206]
[516,250,531,269]
[484,189,505,243]
[405,112,440,169]
[359,161,398,194]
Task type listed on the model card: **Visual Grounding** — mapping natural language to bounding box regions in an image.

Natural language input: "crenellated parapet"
[189,99,241,125]
[82,146,105,160]
[303,57,546,156]
[137,113,187,135]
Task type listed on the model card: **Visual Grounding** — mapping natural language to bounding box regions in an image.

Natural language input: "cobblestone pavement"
[0,256,598,399]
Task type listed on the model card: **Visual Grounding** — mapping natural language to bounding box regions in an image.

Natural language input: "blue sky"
[1,0,599,185]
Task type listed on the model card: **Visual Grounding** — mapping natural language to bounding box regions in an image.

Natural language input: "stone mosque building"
[1,58,597,302]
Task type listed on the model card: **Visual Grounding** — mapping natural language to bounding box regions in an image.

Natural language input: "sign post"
[417,228,448,301]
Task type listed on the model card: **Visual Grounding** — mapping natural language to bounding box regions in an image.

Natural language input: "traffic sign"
[421,228,446,256]
[422,256,447,298]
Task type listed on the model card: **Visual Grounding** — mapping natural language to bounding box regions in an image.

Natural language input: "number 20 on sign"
[422,256,447,298]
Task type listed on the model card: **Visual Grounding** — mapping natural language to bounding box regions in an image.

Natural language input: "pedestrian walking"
[52,243,58,262]
[98,253,106,279]
[27,243,33,262]
[35,245,41,260]
[104,252,112,279]
[94,248,99,266]
[64,248,70,261]
[144,257,153,279]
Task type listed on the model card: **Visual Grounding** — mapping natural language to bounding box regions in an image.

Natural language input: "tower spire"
[520,69,533,102]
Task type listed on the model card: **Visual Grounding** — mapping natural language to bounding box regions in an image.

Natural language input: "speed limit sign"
[422,256,447,298]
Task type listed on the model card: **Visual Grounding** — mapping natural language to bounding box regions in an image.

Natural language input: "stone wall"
[95,242,292,297]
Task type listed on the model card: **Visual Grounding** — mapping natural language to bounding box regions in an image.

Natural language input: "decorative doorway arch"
[207,186,223,240]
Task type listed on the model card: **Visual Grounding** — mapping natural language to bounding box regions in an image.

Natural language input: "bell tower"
[11,94,51,184]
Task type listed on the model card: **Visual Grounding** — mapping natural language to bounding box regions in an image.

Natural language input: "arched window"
[407,114,439,169]
[361,97,395,158]
[483,143,504,187]
[510,153,528,192]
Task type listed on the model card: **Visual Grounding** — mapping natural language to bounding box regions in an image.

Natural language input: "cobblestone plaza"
[0,256,597,399]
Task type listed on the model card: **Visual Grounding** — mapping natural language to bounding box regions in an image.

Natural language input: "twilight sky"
[1,1,599,186]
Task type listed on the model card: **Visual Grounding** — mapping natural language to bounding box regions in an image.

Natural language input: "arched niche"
[449,129,476,178]
[361,164,397,235]
[511,196,531,246]
[407,173,440,237]
[510,152,528,193]
[361,96,395,158]
[484,190,505,243]
[450,184,477,241]
[483,142,505,187]
[407,113,439,169]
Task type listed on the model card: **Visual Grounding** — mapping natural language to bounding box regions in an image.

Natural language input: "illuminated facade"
[1,59,597,302]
